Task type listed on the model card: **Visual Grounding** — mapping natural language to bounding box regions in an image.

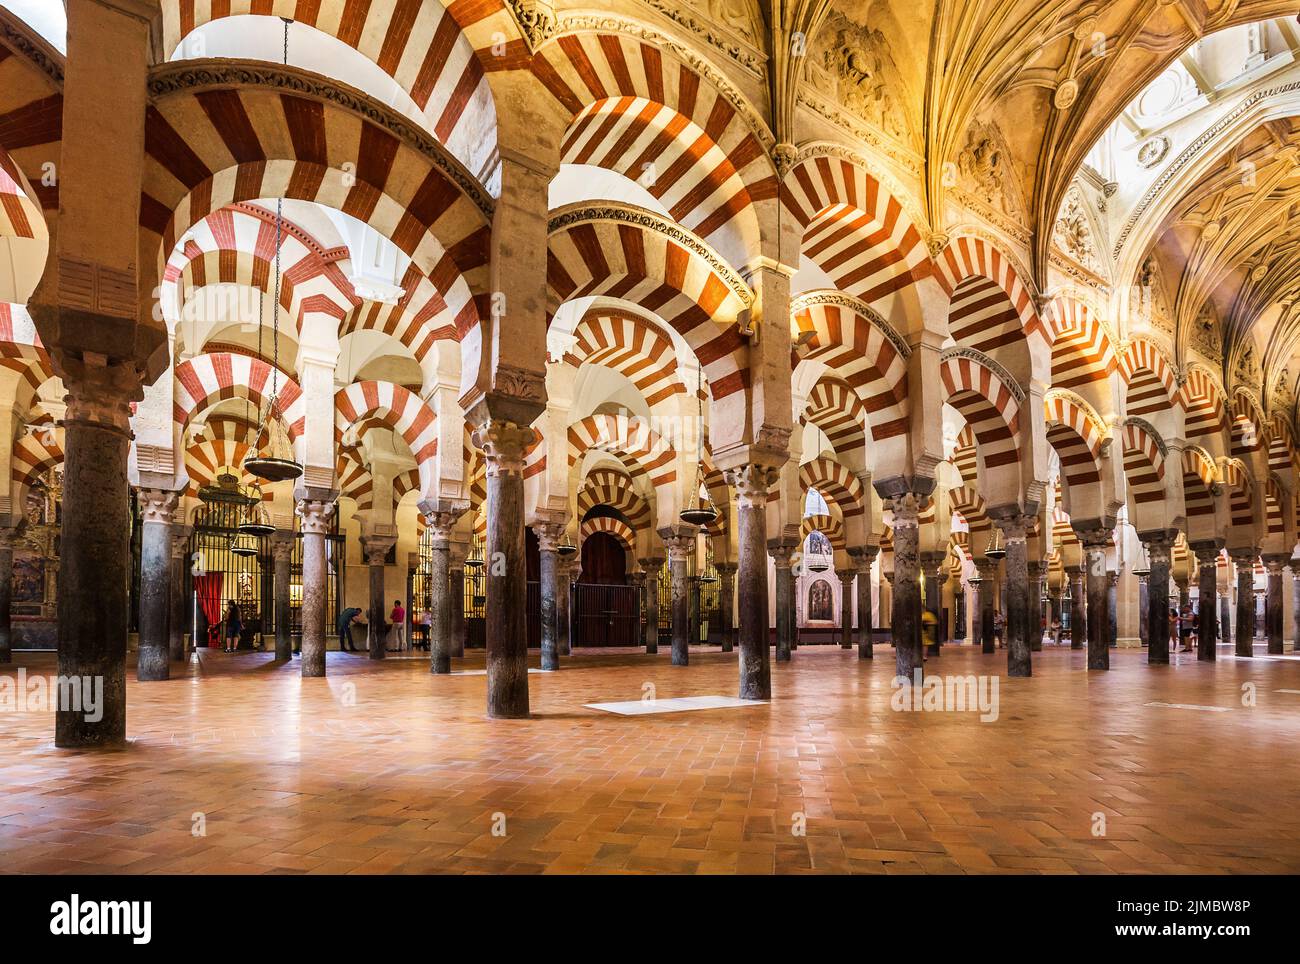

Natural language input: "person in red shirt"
[389,599,406,651]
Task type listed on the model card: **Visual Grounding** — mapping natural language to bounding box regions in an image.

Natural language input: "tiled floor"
[2,641,1299,874]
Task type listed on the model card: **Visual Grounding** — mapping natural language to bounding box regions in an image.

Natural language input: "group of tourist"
[216,599,413,653]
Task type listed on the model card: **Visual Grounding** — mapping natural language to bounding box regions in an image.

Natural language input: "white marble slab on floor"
[584,695,768,715]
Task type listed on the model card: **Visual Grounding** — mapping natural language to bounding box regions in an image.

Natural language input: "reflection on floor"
[2,643,1299,874]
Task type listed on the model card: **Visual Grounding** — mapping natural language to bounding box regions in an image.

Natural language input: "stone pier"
[1076,524,1114,671]
[535,522,565,671]
[1264,553,1288,656]
[728,464,779,701]
[169,525,192,661]
[270,532,294,661]
[297,497,336,678]
[769,543,795,662]
[996,514,1033,678]
[976,560,996,654]
[640,558,662,654]
[136,488,180,681]
[1190,541,1221,661]
[1143,532,1176,665]
[664,532,696,666]
[1069,568,1087,651]
[851,546,877,659]
[1231,550,1258,658]
[887,492,924,681]
[716,562,737,652]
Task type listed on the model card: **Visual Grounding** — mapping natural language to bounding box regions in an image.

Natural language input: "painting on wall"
[808,579,833,622]
[12,553,45,614]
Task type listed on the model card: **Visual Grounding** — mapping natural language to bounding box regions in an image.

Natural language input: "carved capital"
[533,522,566,553]
[1188,539,1224,565]
[137,487,181,524]
[472,420,537,477]
[662,532,697,561]
[270,531,295,563]
[885,492,926,530]
[421,505,466,545]
[725,463,779,508]
[297,499,336,536]
[360,534,397,566]
[767,542,796,568]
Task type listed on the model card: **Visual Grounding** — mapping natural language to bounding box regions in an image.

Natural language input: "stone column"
[728,464,779,701]
[976,561,996,654]
[0,527,17,664]
[472,421,536,718]
[136,488,180,681]
[359,537,393,660]
[55,374,138,747]
[1264,554,1287,656]
[1137,574,1149,645]
[920,552,946,656]
[628,570,645,650]
[1143,533,1175,664]
[995,515,1033,677]
[1077,528,1112,671]
[1219,590,1232,647]
[297,499,335,677]
[640,558,662,654]
[664,532,696,666]
[1027,561,1044,652]
[716,562,737,653]
[556,555,572,657]
[1231,550,1257,658]
[449,553,467,658]
[838,569,855,649]
[534,522,565,671]
[1069,568,1087,651]
[852,547,878,659]
[1190,541,1221,661]
[769,543,795,662]
[270,532,294,661]
[169,525,192,661]
[888,493,924,681]
[1107,571,1119,648]
[1291,562,1300,654]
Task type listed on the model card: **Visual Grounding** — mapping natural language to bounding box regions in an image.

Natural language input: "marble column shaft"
[729,464,777,701]
[838,570,854,649]
[1232,552,1257,658]
[535,523,564,672]
[169,526,191,661]
[855,551,877,659]
[1138,576,1149,645]
[889,494,924,681]
[271,533,293,661]
[998,517,1032,678]
[1027,561,1043,653]
[362,543,389,660]
[977,562,996,654]
[1191,543,1220,662]
[1080,537,1110,671]
[665,533,695,666]
[0,530,15,664]
[555,557,572,657]
[450,563,467,658]
[1107,571,1118,648]
[136,489,179,681]
[298,500,335,678]
[716,563,736,653]
[1145,537,1173,665]
[1264,555,1287,656]
[1069,570,1087,651]
[769,544,795,662]
[641,559,662,654]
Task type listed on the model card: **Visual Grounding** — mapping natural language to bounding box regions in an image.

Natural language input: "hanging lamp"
[230,530,259,557]
[244,18,303,484]
[557,534,578,559]
[1131,540,1151,577]
[985,528,1006,561]
[679,362,719,527]
[237,483,276,537]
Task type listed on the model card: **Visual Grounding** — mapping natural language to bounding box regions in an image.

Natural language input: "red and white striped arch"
[782,155,930,310]
[547,208,751,401]
[1265,476,1286,539]
[567,413,676,493]
[577,466,652,531]
[1121,421,1165,505]
[802,376,868,468]
[1180,367,1227,440]
[173,353,305,441]
[580,515,636,552]
[798,458,865,521]
[1223,460,1256,532]
[0,17,61,229]
[334,380,438,467]
[933,236,1045,353]
[801,513,845,552]
[1182,447,1217,524]
[790,293,908,441]
[182,415,261,497]
[1048,296,1115,389]
[951,425,978,485]
[940,355,1022,480]
[142,76,491,342]
[161,1,496,185]
[538,31,773,249]
[0,302,54,402]
[564,309,685,407]
[949,484,990,535]
[1269,415,1298,476]
[338,285,461,364]
[1229,389,1265,459]
[1117,337,1179,418]
[164,205,359,335]
[337,452,374,513]
[1044,393,1104,496]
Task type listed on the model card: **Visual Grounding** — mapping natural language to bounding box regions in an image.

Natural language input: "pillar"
[664,533,695,666]
[0,527,16,664]
[996,515,1033,678]
[1069,568,1087,651]
[1231,550,1257,657]
[854,548,877,658]
[1027,560,1044,652]
[470,421,536,716]
[976,561,996,654]
[169,525,192,661]
[728,464,779,701]
[1143,533,1175,664]
[535,523,564,671]
[449,556,467,658]
[920,551,945,656]
[271,532,294,661]
[1107,571,1119,649]
[1190,541,1221,661]
[136,488,180,681]
[888,493,924,680]
[1220,590,1232,647]
[1078,529,1111,671]
[1264,553,1287,656]
[1291,561,1300,654]
[716,562,737,653]
[297,499,335,677]
[360,537,392,659]
[838,569,855,649]
[769,543,795,662]
[1138,575,1149,645]
[640,558,662,654]
[556,555,572,657]
[55,373,138,747]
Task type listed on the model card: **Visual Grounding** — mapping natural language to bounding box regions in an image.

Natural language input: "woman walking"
[224,600,243,653]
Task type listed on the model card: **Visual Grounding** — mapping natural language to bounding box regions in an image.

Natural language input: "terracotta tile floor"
[2,642,1299,875]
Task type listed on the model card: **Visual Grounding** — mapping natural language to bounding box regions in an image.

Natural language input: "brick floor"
[1,643,1298,874]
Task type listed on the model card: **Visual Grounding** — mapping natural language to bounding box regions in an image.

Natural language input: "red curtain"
[194,573,224,648]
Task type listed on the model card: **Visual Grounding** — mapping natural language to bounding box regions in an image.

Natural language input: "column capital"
[1289,559,1300,579]
[136,487,181,524]
[628,571,646,588]
[422,505,467,544]
[1262,551,1291,574]
[1228,547,1259,568]
[714,561,738,576]
[836,568,857,586]
[169,524,193,560]
[470,417,537,477]
[990,509,1034,543]
[849,544,879,573]
[269,530,295,563]
[56,351,143,434]
[885,492,926,529]
[767,542,796,568]
[1072,521,1115,551]
[360,534,397,566]
[638,556,665,573]
[663,532,696,561]
[724,462,780,507]
[297,498,336,536]
[533,521,566,552]
[1137,527,1180,551]
[1189,539,1225,564]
